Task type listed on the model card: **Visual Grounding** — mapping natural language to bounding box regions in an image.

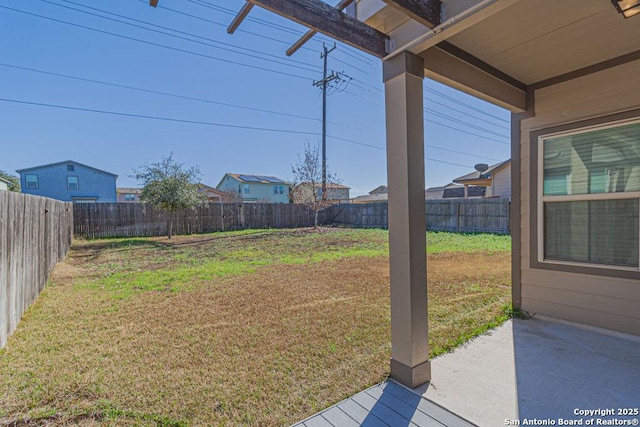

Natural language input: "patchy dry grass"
[0,228,511,426]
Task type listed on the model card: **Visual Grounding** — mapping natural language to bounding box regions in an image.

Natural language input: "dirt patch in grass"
[0,229,510,426]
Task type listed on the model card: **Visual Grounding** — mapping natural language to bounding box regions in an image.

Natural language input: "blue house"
[16,160,117,203]
[216,173,290,203]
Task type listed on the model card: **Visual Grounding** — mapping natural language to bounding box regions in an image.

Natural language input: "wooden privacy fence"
[73,202,335,238]
[329,198,510,234]
[0,192,73,348]
[75,199,510,239]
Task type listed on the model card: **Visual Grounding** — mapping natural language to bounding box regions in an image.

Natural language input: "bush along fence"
[330,199,510,234]
[0,192,73,349]
[73,202,336,238]
[74,198,510,238]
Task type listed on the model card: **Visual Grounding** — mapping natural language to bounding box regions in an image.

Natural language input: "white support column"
[383,51,430,389]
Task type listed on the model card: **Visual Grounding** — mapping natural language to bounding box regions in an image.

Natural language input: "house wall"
[519,59,640,335]
[116,193,140,203]
[328,188,350,202]
[0,181,7,191]
[425,188,444,199]
[492,165,511,199]
[217,176,290,203]
[20,162,116,203]
[293,184,349,203]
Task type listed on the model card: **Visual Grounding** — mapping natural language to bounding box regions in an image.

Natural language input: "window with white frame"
[273,185,284,194]
[539,119,640,269]
[25,174,38,189]
[67,176,79,190]
[124,194,136,201]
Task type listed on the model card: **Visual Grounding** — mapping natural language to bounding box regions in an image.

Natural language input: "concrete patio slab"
[292,317,640,427]
[417,317,640,427]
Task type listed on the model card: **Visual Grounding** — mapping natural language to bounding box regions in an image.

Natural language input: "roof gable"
[296,182,350,190]
[453,160,510,183]
[369,185,388,194]
[219,173,288,186]
[16,160,118,178]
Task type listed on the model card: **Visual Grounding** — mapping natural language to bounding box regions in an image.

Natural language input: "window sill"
[532,258,640,279]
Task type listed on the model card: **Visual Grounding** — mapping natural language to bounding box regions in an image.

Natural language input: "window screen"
[25,174,38,189]
[541,120,640,269]
[67,176,79,190]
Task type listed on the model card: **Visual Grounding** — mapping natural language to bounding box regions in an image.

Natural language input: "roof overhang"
[362,0,640,112]
[150,0,640,113]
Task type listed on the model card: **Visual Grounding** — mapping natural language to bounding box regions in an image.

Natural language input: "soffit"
[445,0,640,84]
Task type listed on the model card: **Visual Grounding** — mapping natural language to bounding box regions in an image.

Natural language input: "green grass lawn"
[0,228,511,426]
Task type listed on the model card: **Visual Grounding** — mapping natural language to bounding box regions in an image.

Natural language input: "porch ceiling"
[441,0,640,85]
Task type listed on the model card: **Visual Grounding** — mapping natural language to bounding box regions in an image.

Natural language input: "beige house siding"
[519,59,640,335]
[491,165,511,199]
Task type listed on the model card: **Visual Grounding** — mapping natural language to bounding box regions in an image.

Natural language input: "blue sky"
[0,0,511,196]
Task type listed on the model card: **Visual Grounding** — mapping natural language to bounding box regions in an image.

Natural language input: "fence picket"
[0,193,73,348]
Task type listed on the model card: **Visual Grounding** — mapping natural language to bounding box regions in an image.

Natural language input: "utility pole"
[313,43,339,200]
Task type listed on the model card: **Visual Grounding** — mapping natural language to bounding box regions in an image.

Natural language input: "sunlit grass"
[0,228,511,426]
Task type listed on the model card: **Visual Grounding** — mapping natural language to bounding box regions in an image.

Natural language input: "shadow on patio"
[294,317,640,426]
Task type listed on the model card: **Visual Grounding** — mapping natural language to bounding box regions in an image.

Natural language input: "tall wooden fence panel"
[329,203,389,229]
[73,199,510,239]
[330,199,510,234]
[73,203,336,238]
[0,192,73,348]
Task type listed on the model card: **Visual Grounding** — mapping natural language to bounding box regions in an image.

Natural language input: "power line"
[424,97,510,130]
[139,0,377,80]
[0,97,323,135]
[38,0,322,74]
[424,87,509,123]
[424,107,509,139]
[0,97,471,168]
[427,145,503,162]
[425,119,510,145]
[185,0,376,66]
[0,62,382,136]
[0,5,314,82]
[345,83,509,140]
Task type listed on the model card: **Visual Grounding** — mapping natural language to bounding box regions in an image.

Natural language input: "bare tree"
[291,142,339,228]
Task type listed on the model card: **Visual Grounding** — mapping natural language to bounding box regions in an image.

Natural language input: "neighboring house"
[425,183,486,199]
[443,185,486,199]
[216,173,290,203]
[117,187,142,203]
[197,183,225,202]
[293,182,350,204]
[247,0,640,388]
[352,185,388,204]
[452,160,511,199]
[369,185,387,195]
[0,177,9,191]
[118,184,225,203]
[16,160,117,203]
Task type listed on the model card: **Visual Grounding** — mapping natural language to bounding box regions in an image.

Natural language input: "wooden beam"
[247,0,389,58]
[382,0,441,29]
[149,0,158,7]
[286,0,355,57]
[227,2,254,34]
[421,45,527,112]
